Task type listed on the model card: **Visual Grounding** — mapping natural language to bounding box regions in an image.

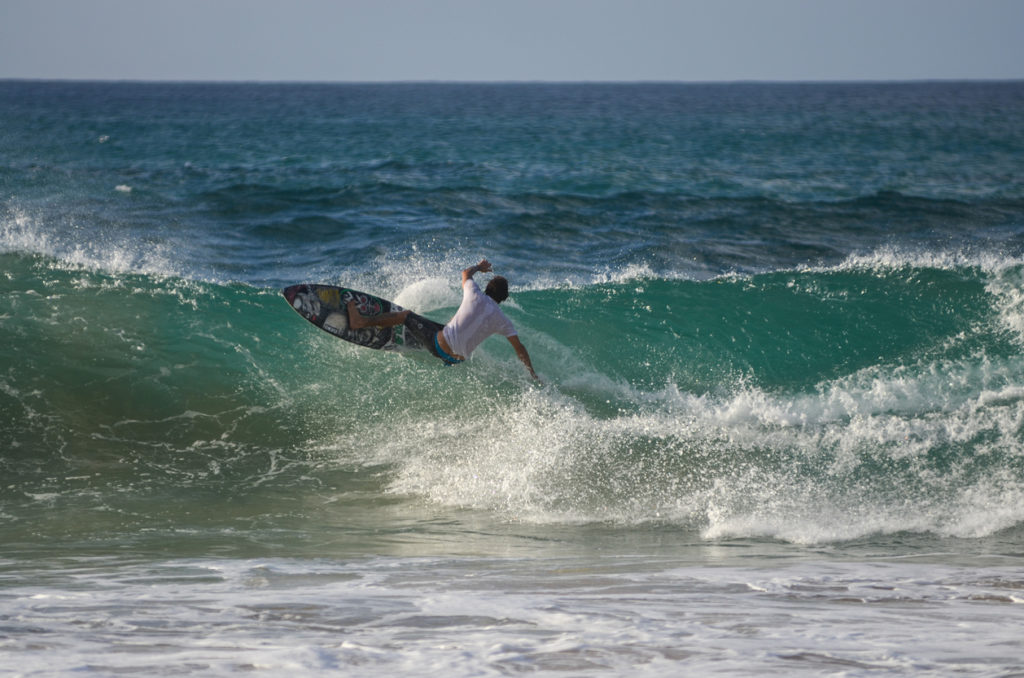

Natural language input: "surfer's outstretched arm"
[508,335,539,382]
[347,300,409,329]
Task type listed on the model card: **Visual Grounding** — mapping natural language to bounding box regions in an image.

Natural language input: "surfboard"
[282,283,443,355]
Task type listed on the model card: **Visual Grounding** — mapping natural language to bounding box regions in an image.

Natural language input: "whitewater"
[2,80,1024,676]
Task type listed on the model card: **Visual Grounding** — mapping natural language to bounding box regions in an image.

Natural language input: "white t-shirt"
[442,279,517,358]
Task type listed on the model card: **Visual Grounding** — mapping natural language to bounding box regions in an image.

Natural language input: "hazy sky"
[2,0,1022,82]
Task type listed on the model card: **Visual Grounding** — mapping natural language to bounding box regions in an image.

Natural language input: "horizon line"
[3,76,1023,86]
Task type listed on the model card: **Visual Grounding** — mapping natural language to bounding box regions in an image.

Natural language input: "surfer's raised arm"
[462,259,493,283]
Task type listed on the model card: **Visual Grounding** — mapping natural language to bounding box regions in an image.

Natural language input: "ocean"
[2,80,1024,676]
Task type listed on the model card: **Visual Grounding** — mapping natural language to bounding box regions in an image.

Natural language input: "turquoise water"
[3,81,1024,675]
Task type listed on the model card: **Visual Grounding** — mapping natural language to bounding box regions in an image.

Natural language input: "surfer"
[347,259,539,381]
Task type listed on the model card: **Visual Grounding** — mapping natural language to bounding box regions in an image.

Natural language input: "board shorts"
[403,314,462,366]
[432,333,464,366]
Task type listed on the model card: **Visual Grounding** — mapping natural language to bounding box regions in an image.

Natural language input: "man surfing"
[347,259,539,381]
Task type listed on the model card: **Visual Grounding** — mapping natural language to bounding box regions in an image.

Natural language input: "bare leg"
[347,300,410,329]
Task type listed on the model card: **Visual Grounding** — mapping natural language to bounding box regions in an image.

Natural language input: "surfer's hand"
[463,260,491,283]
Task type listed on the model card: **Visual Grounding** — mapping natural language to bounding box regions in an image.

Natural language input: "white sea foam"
[5,556,1024,677]
[815,245,1024,282]
[1,204,181,278]
[394,276,460,312]
[374,328,1024,543]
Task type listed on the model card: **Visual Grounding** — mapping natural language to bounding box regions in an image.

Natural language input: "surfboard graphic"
[282,283,442,355]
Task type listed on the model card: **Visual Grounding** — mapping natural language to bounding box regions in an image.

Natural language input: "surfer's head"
[485,276,509,303]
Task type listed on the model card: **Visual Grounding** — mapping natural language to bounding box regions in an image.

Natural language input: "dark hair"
[485,276,509,303]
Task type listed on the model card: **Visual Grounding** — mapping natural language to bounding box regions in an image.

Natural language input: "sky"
[1,0,1022,82]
